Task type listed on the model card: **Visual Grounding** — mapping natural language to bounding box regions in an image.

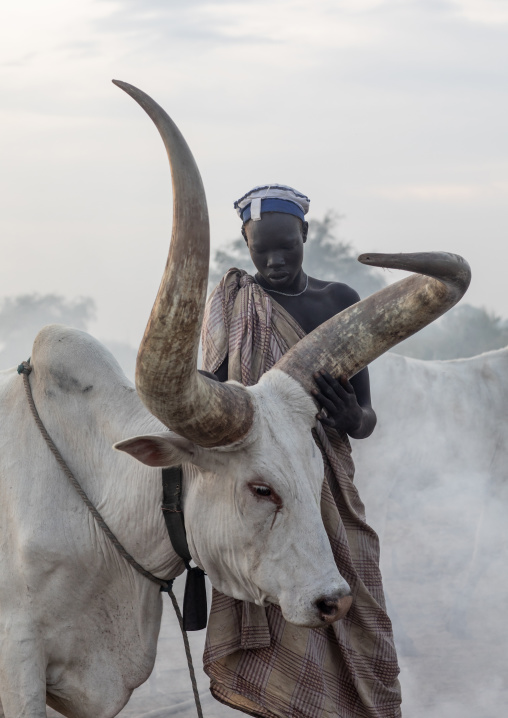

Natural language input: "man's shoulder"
[308,277,361,307]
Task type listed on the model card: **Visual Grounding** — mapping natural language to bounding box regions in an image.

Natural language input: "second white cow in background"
[352,346,508,716]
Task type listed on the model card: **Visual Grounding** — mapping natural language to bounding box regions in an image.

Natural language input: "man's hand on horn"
[312,370,365,437]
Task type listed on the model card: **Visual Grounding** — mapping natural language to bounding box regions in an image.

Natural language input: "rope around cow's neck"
[17,359,204,718]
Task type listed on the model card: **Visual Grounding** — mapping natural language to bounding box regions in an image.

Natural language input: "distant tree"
[304,213,386,298]
[394,304,508,360]
[0,294,95,368]
[208,212,386,298]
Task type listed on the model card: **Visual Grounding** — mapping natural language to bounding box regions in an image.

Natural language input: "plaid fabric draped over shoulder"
[201,269,402,718]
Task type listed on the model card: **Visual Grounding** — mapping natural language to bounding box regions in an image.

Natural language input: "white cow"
[0,81,470,718]
[0,325,348,718]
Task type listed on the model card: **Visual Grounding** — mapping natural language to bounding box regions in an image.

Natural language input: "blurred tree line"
[209,213,508,361]
[0,214,506,370]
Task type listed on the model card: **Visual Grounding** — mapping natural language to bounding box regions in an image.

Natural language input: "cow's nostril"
[315,593,352,623]
[316,598,338,616]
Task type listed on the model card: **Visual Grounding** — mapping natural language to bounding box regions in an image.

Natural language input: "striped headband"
[234,184,310,223]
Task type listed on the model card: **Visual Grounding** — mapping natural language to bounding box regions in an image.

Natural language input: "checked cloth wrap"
[201,269,402,718]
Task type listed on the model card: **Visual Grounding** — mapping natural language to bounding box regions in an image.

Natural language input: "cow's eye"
[252,485,272,497]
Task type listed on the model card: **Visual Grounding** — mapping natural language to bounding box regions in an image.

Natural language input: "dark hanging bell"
[182,566,208,631]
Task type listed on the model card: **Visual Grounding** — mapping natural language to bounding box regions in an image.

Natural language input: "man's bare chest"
[273,288,345,334]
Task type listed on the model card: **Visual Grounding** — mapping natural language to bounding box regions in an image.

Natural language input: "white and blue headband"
[234,184,310,223]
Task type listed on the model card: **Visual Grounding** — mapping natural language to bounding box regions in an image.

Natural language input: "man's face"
[244,212,308,290]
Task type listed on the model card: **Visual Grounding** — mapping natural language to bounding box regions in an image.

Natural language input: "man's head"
[235,184,310,290]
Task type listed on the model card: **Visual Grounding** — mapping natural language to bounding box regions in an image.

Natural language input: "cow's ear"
[114,433,198,467]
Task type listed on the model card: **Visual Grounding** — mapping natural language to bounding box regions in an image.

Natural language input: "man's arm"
[310,283,377,439]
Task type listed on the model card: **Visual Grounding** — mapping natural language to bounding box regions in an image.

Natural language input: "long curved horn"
[113,80,253,447]
[274,252,471,392]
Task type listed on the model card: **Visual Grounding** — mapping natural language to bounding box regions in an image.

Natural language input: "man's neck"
[254,269,307,296]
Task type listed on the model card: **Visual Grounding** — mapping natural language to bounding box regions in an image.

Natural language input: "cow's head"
[116,370,352,626]
[112,81,470,627]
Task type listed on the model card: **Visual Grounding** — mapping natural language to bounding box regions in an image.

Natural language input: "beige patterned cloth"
[201,269,402,718]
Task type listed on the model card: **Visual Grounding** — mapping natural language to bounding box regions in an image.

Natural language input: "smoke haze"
[3,0,508,713]
[3,295,506,717]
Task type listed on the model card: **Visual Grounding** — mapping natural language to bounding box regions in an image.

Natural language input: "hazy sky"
[1,0,507,345]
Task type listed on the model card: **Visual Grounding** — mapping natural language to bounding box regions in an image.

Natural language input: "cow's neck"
[31,364,184,584]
